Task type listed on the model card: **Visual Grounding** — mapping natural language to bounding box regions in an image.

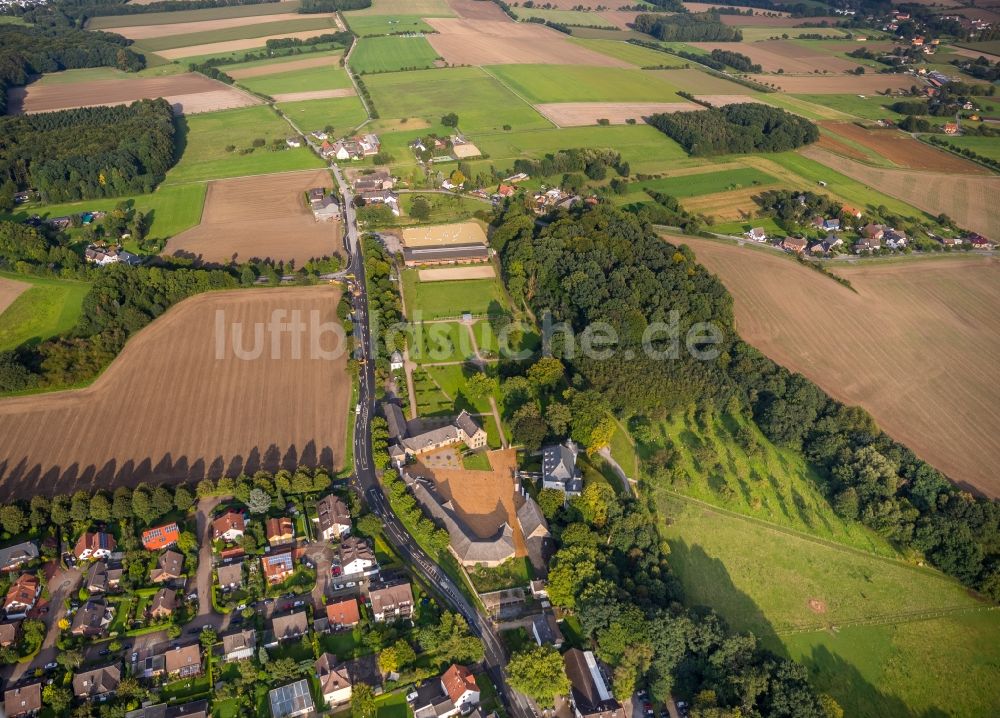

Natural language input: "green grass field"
[739,26,849,42]
[237,63,353,95]
[345,14,435,37]
[791,93,901,121]
[365,67,550,133]
[164,105,324,185]
[134,16,339,52]
[33,65,186,84]
[86,0,301,28]
[398,193,488,225]
[618,166,779,203]
[350,35,441,74]
[568,38,689,67]
[939,134,1000,161]
[955,39,1000,56]
[0,272,91,351]
[517,8,614,27]
[403,269,507,320]
[347,0,453,15]
[278,95,369,134]
[486,64,683,103]
[409,321,475,364]
[177,41,345,67]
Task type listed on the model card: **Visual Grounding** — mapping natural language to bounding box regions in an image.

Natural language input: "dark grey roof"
[384,403,408,441]
[563,649,623,718]
[454,410,482,440]
[516,498,549,541]
[271,611,309,641]
[268,679,315,718]
[532,613,564,646]
[402,244,489,262]
[0,541,37,570]
[542,442,581,491]
[222,628,256,655]
[126,700,209,718]
[315,494,351,535]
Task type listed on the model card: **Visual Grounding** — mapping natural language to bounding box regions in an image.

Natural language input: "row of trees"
[709,48,762,73]
[363,234,404,366]
[647,103,819,156]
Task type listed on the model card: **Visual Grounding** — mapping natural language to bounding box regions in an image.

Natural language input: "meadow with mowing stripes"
[344,14,436,37]
[568,38,690,67]
[351,36,442,74]
[237,64,353,95]
[403,270,507,320]
[486,64,684,103]
[0,273,91,351]
[365,67,549,133]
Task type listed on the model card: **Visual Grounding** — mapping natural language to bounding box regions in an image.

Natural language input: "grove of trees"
[647,103,819,156]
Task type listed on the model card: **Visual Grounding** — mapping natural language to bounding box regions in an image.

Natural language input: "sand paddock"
[5,73,258,115]
[0,286,350,499]
[424,17,630,66]
[535,101,702,126]
[164,169,342,265]
[401,221,488,248]
[0,277,30,317]
[678,237,1000,498]
[418,266,496,282]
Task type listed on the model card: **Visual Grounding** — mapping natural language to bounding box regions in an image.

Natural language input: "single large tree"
[507,645,570,707]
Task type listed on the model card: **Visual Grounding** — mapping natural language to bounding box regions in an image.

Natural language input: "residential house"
[286,137,303,148]
[441,664,480,714]
[744,227,767,242]
[531,613,564,649]
[781,236,808,253]
[142,523,180,551]
[4,682,42,717]
[315,653,353,707]
[125,699,209,718]
[315,494,351,541]
[0,620,20,647]
[4,573,40,618]
[943,122,959,135]
[75,532,116,561]
[223,628,257,662]
[271,611,309,643]
[266,517,295,546]
[216,562,243,591]
[359,189,401,216]
[85,561,123,595]
[497,184,516,198]
[0,542,38,573]
[150,550,184,584]
[213,510,246,542]
[149,588,176,620]
[164,644,202,678]
[967,233,995,249]
[884,228,908,249]
[353,170,393,193]
[261,552,295,584]
[563,649,625,718]
[313,196,341,221]
[542,441,583,495]
[84,245,141,267]
[268,679,315,718]
[338,536,377,576]
[71,600,112,637]
[841,205,863,219]
[73,665,121,701]
[389,351,405,372]
[369,582,414,623]
[325,598,361,630]
[854,236,881,253]
[412,680,459,718]
[397,411,487,458]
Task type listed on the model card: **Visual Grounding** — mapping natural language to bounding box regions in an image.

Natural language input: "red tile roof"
[142,523,180,551]
[442,664,477,703]
[325,598,361,627]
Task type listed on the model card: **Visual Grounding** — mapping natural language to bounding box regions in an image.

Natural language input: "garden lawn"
[568,38,688,67]
[402,269,507,319]
[487,64,684,103]
[0,272,90,351]
[468,556,533,592]
[164,105,324,184]
[425,364,496,414]
[346,14,435,37]
[351,35,441,73]
[278,95,369,135]
[364,67,550,133]
[237,63,353,95]
[399,193,488,224]
[409,321,474,364]
[374,691,412,718]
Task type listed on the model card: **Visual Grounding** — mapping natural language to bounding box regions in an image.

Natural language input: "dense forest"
[491,202,1000,604]
[0,23,144,113]
[709,48,762,73]
[23,0,279,21]
[511,148,627,183]
[632,13,742,42]
[647,104,819,156]
[299,0,372,12]
[0,100,176,203]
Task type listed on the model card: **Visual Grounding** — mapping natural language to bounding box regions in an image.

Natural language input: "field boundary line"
[476,65,559,129]
[658,487,981,587]
[773,604,999,635]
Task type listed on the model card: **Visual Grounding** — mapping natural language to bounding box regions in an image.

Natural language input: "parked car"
[44,662,58,671]
[131,653,138,662]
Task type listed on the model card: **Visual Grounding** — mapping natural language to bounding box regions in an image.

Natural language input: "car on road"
[331,565,342,576]
[293,600,305,608]
[346,581,357,588]
[99,649,110,656]
[44,662,58,671]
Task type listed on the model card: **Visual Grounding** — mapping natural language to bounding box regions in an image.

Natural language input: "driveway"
[303,542,335,609]
[194,497,222,617]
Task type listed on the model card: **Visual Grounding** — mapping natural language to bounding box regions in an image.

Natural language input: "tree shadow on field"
[0,440,338,501]
[172,113,190,165]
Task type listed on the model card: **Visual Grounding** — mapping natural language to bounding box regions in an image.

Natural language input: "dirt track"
[165,169,340,265]
[6,74,258,115]
[0,286,350,499]
[801,146,1000,239]
[535,101,702,126]
[679,237,1000,498]
[0,277,29,317]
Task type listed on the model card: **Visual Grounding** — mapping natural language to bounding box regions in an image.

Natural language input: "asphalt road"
[330,165,535,718]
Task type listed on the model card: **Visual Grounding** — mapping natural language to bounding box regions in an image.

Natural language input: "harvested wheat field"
[113,12,332,39]
[720,13,841,26]
[270,88,355,102]
[425,17,629,66]
[6,73,258,115]
[419,266,496,282]
[0,286,350,499]
[598,10,644,29]
[535,101,702,126]
[651,68,750,94]
[681,187,771,220]
[0,277,29,317]
[690,40,856,73]
[677,236,1000,497]
[416,447,526,555]
[802,146,1000,239]
[695,94,764,107]
[156,30,334,59]
[228,55,341,80]
[401,221,487,248]
[820,122,989,173]
[164,169,341,264]
[447,0,508,20]
[748,73,915,93]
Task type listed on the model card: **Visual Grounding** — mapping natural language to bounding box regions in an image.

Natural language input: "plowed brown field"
[0,286,350,499]
[820,122,990,173]
[677,236,1000,498]
[228,55,340,80]
[690,39,855,73]
[164,169,341,265]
